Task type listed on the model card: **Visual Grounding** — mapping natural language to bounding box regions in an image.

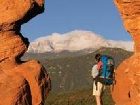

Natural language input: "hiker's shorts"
[93,81,103,96]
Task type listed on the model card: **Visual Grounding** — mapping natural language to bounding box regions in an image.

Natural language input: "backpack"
[96,55,115,85]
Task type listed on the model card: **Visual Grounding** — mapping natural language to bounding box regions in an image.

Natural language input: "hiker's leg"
[93,82,103,105]
[100,84,105,105]
[97,82,103,105]
[95,95,101,105]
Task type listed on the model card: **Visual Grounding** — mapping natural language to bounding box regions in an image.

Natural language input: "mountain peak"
[28,30,134,53]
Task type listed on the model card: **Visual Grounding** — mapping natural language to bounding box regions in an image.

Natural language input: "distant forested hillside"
[23,47,133,92]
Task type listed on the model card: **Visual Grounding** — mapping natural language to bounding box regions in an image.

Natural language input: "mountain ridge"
[28,30,133,53]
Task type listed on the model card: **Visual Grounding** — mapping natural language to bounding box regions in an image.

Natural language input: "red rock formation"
[112,0,140,105]
[0,0,51,105]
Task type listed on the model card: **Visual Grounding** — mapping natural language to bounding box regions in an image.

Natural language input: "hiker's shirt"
[97,61,103,71]
[91,64,99,78]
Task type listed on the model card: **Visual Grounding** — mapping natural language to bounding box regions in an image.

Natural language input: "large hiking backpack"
[97,55,115,85]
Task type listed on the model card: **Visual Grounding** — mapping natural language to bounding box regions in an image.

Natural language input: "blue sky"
[21,0,132,41]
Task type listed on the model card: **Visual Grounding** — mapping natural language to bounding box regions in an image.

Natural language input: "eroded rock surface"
[112,0,140,105]
[0,0,51,105]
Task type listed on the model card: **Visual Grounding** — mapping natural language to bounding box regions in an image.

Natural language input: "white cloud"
[28,30,134,53]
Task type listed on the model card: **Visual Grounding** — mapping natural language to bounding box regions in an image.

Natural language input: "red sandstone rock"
[0,72,32,105]
[112,0,140,105]
[114,0,140,53]
[0,0,51,105]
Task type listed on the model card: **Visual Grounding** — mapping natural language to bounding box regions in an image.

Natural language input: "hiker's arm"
[113,69,116,84]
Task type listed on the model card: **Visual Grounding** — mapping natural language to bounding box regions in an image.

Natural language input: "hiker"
[92,53,115,105]
[92,54,103,105]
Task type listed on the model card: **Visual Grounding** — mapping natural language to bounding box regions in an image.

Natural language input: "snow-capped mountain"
[28,30,134,53]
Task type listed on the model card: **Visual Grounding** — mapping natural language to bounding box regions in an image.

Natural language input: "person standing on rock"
[91,53,103,105]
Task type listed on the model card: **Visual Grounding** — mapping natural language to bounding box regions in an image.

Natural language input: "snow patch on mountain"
[28,30,134,53]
